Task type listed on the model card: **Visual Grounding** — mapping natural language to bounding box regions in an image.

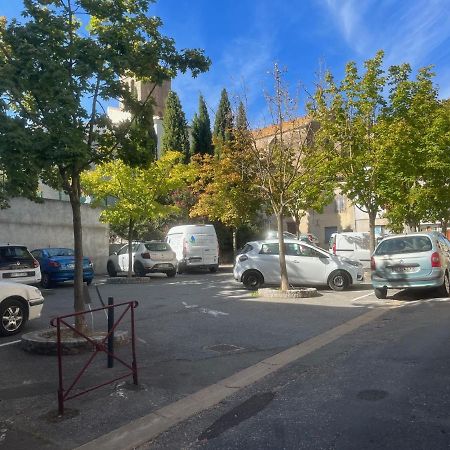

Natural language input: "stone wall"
[0,198,109,274]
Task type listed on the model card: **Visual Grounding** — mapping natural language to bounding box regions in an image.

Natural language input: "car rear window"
[375,236,432,255]
[0,246,34,262]
[145,242,170,252]
[240,244,253,254]
[46,248,74,257]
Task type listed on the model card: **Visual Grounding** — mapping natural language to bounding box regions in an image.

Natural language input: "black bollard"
[107,297,114,368]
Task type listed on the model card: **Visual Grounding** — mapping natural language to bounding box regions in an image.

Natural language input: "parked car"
[0,281,44,336]
[371,232,450,299]
[107,241,177,277]
[0,243,41,285]
[166,224,219,273]
[329,232,371,267]
[234,239,364,290]
[30,248,94,288]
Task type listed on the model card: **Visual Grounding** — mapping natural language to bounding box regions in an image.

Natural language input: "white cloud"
[321,0,450,67]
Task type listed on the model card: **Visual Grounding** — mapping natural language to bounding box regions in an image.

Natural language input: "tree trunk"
[232,226,238,258]
[69,174,87,333]
[127,219,134,278]
[368,210,377,254]
[442,219,448,236]
[277,211,289,291]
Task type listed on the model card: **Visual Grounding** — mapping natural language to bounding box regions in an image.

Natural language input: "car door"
[117,245,130,272]
[257,243,280,284]
[287,243,327,285]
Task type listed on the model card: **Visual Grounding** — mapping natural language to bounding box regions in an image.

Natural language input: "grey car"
[371,232,450,299]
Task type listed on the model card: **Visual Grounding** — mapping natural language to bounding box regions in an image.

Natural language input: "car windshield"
[375,236,432,255]
[46,248,74,257]
[145,242,170,252]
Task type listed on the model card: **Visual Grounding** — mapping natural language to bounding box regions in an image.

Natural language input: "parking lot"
[0,269,426,449]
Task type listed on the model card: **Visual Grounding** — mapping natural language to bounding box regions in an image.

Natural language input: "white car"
[0,243,41,285]
[107,241,177,277]
[0,282,44,336]
[234,239,364,290]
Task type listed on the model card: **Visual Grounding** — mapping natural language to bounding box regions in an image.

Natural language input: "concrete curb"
[76,306,390,450]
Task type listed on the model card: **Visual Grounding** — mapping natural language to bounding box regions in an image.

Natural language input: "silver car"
[371,232,450,299]
[234,239,364,290]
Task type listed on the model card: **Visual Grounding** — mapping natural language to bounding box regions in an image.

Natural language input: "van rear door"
[187,233,217,264]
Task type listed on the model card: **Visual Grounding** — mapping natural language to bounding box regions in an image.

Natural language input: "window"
[375,236,432,255]
[0,246,33,262]
[260,243,279,255]
[240,244,253,254]
[145,242,170,252]
[285,243,301,256]
[118,245,129,255]
[46,248,74,257]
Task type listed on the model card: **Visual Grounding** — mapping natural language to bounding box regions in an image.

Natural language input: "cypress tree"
[235,101,248,131]
[213,88,234,157]
[190,95,214,156]
[161,91,190,162]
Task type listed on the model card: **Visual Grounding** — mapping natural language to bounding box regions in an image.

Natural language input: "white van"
[166,224,219,273]
[329,232,371,266]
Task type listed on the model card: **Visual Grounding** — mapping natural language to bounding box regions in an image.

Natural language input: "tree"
[190,95,214,156]
[235,101,248,131]
[161,91,190,162]
[213,88,234,157]
[82,152,193,278]
[236,65,333,291]
[378,69,450,233]
[0,0,209,331]
[190,141,261,256]
[309,51,390,252]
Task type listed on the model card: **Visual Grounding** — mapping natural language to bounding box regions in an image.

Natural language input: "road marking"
[76,306,390,450]
[0,340,21,348]
[350,292,374,302]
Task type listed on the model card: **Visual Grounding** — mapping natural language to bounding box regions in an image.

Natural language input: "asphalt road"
[1,271,449,449]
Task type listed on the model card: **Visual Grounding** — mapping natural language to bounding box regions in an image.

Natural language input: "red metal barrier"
[50,300,139,415]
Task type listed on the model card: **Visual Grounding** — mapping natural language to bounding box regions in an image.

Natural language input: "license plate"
[393,266,414,273]
[10,272,28,278]
[159,263,171,268]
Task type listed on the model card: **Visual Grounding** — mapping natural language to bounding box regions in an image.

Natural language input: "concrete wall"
[0,198,109,274]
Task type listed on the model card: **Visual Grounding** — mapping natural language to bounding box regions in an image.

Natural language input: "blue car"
[31,248,94,288]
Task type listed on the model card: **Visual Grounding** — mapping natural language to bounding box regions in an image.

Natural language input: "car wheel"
[242,270,264,290]
[166,270,176,278]
[41,273,53,289]
[438,271,450,297]
[328,270,349,291]
[209,265,219,273]
[374,287,387,299]
[85,278,93,286]
[134,262,146,277]
[0,298,27,336]
[107,261,117,277]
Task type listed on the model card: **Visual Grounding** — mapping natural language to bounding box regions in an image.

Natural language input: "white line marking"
[198,308,229,317]
[351,292,374,302]
[0,340,21,348]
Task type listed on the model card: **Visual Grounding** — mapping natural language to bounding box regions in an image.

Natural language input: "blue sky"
[3,0,450,127]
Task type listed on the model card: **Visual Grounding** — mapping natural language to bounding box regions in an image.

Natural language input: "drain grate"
[207,344,243,353]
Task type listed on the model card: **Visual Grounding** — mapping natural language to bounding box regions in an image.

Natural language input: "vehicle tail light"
[308,234,313,242]
[182,238,187,258]
[48,260,60,268]
[33,259,40,268]
[431,252,441,268]
[370,257,376,271]
[141,252,151,259]
[238,254,248,262]
[88,258,93,267]
[332,243,336,255]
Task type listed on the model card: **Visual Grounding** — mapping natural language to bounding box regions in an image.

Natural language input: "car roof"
[0,243,29,247]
